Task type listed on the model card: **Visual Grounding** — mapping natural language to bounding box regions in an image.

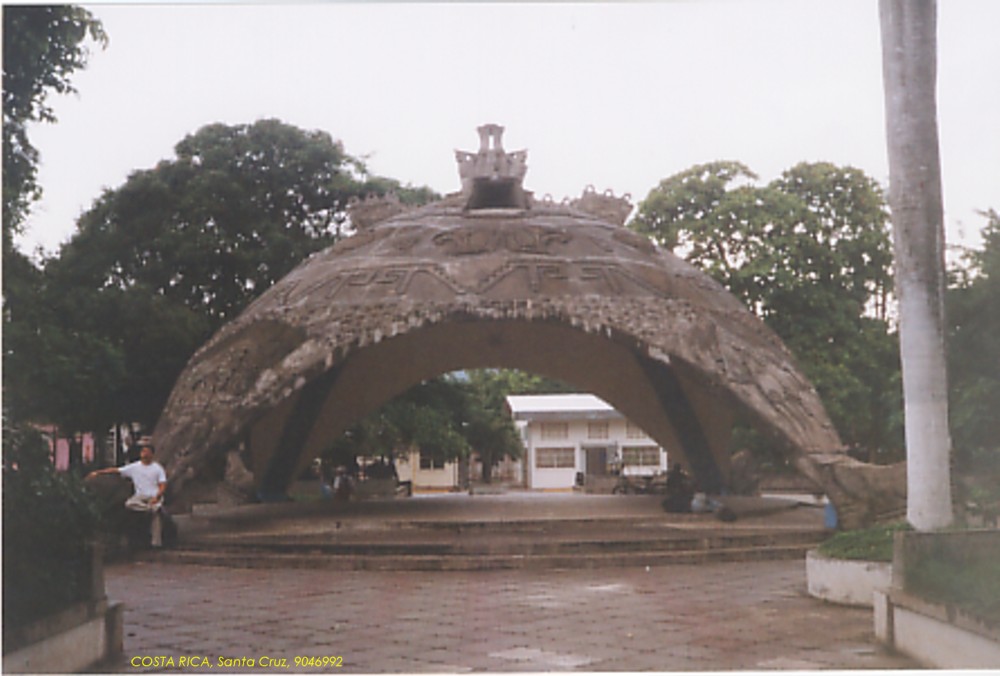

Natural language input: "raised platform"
[150,493,829,571]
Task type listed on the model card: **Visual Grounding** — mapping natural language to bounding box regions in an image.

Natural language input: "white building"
[506,394,668,490]
[395,449,523,491]
[395,449,461,491]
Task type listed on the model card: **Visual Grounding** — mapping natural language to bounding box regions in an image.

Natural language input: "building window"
[536,447,575,469]
[625,421,645,439]
[419,451,444,470]
[587,421,609,439]
[622,446,661,467]
[540,422,569,440]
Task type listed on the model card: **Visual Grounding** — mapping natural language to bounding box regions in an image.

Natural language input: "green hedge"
[907,558,1000,624]
[817,521,911,561]
[2,420,102,633]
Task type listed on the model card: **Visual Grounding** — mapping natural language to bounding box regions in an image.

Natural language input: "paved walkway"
[103,558,917,672]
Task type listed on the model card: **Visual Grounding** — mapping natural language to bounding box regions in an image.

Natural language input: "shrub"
[817,521,911,561]
[907,558,1000,624]
[2,418,102,633]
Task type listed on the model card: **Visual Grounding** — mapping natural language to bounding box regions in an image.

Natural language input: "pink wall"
[38,426,96,470]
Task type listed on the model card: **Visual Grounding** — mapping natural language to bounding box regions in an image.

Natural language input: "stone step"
[180,529,825,558]
[140,542,817,571]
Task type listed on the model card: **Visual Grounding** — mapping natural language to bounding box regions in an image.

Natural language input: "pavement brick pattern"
[103,559,918,673]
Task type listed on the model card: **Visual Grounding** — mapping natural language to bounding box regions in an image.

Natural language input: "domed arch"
[153,126,904,528]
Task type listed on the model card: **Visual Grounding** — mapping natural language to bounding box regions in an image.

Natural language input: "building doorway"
[585,445,613,476]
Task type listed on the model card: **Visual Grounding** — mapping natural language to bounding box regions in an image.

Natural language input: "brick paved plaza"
[103,558,917,673]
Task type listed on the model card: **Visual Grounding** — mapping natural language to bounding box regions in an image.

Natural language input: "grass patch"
[820,517,1000,624]
[817,521,911,561]
[907,558,1000,625]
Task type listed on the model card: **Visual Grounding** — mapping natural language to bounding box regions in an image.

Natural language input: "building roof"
[506,394,623,421]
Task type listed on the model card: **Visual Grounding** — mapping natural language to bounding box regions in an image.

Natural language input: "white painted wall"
[892,604,1000,668]
[396,450,459,489]
[530,465,578,490]
[523,418,666,489]
[805,550,892,607]
[4,604,123,674]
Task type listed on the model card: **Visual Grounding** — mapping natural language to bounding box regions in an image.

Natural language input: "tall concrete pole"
[879,0,953,529]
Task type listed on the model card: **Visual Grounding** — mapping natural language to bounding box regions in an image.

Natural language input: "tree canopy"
[5,119,437,435]
[2,4,109,431]
[326,370,570,482]
[2,4,106,239]
[632,161,901,461]
[948,209,1000,467]
[49,119,419,323]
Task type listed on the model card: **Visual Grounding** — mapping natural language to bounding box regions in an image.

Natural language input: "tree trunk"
[879,0,953,529]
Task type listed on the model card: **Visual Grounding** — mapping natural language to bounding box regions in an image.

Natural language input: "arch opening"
[244,317,737,501]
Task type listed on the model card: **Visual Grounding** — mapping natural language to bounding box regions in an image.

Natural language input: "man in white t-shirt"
[89,439,168,547]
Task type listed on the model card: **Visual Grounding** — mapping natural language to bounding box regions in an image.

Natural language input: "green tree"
[2,5,109,432]
[462,370,550,483]
[327,369,565,482]
[2,4,106,240]
[2,415,102,630]
[2,11,109,623]
[51,119,392,323]
[632,161,901,462]
[948,210,1000,470]
[18,119,437,433]
[467,369,573,399]
[327,375,474,469]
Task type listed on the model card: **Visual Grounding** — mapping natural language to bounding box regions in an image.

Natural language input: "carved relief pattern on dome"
[388,228,426,254]
[325,222,658,265]
[474,261,568,293]
[579,263,666,296]
[270,264,468,306]
[432,224,571,256]
[445,258,669,297]
[327,225,430,256]
[252,257,678,311]
[334,227,390,253]
[612,229,657,254]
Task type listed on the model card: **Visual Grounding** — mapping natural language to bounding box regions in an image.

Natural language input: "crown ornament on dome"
[455,124,530,210]
[347,192,410,230]
[570,185,633,227]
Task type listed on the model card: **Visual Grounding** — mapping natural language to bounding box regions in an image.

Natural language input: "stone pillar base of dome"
[794,455,907,530]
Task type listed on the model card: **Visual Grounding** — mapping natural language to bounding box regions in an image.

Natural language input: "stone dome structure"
[154,125,903,527]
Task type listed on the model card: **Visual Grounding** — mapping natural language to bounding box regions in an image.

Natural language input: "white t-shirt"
[119,461,167,499]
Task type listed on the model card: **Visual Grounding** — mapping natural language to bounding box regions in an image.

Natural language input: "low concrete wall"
[3,542,124,673]
[806,550,892,607]
[3,600,123,674]
[584,475,617,494]
[355,479,398,500]
[874,588,1000,669]
[469,483,506,495]
[872,529,1000,668]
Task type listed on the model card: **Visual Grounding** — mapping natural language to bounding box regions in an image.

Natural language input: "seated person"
[89,439,167,547]
[662,463,694,513]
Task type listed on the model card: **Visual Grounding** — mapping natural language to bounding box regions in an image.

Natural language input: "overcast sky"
[15,1,1000,258]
